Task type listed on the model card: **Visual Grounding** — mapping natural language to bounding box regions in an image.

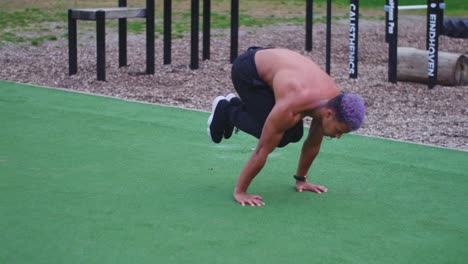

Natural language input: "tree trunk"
[397,47,468,86]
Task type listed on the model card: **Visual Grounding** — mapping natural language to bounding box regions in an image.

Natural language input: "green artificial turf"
[1,80,467,263]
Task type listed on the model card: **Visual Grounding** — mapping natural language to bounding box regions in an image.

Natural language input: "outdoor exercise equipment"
[68,0,155,81]
[181,0,360,78]
[385,0,445,88]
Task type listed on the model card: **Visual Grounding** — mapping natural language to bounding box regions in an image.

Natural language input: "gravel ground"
[1,16,467,151]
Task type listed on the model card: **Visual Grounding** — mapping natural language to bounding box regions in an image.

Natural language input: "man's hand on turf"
[234,192,265,207]
[296,181,328,194]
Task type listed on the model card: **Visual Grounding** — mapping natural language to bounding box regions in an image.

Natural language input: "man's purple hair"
[327,93,365,131]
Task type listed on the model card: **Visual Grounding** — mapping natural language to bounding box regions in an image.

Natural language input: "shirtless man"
[207,47,366,207]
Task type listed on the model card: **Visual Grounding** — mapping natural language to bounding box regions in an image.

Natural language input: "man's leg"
[277,121,303,147]
[226,48,274,139]
[225,47,304,146]
[225,96,303,148]
[223,93,241,139]
[225,89,273,140]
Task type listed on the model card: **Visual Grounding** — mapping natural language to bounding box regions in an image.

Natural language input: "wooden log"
[397,47,468,86]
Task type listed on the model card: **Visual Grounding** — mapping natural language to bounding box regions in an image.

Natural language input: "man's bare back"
[255,48,340,114]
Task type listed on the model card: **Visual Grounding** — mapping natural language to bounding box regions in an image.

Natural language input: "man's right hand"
[234,192,266,207]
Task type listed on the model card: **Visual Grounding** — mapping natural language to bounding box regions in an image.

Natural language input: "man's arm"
[233,104,300,206]
[296,119,323,176]
[294,119,328,193]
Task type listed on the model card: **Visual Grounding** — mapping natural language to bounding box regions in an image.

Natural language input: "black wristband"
[293,175,307,182]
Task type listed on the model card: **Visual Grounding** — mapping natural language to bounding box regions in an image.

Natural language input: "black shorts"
[227,47,303,148]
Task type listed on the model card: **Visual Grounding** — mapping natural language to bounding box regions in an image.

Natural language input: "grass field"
[1,81,468,264]
[0,0,466,46]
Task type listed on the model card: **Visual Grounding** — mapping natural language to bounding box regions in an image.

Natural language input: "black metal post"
[68,9,77,76]
[385,0,389,43]
[388,0,398,83]
[190,0,199,69]
[203,0,211,60]
[146,0,155,74]
[96,10,106,81]
[305,0,313,52]
[426,0,430,50]
[118,0,127,67]
[349,0,359,79]
[427,0,439,89]
[438,0,444,36]
[164,0,172,65]
[230,0,239,63]
[326,0,331,74]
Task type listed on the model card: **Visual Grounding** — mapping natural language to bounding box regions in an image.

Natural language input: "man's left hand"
[296,181,328,194]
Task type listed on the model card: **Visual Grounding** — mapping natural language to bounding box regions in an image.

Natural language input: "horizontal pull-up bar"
[385,3,445,12]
